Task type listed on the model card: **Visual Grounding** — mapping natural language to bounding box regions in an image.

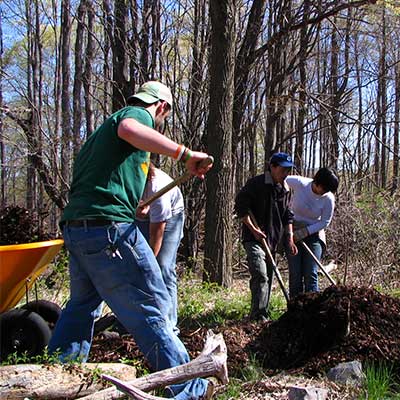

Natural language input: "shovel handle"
[298,240,336,285]
[248,211,290,303]
[140,156,213,208]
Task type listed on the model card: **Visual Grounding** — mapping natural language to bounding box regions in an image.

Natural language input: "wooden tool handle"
[248,211,290,303]
[140,156,213,208]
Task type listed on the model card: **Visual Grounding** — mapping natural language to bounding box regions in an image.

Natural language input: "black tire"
[22,300,62,328]
[94,313,117,335]
[0,309,51,361]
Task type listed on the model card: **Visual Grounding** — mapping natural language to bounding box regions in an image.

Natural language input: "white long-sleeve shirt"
[286,175,335,235]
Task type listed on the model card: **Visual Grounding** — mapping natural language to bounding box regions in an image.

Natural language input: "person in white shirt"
[136,163,184,333]
[286,168,339,298]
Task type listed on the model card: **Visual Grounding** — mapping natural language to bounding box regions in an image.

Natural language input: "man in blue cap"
[234,152,298,321]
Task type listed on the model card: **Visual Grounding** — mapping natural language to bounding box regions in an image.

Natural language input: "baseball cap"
[269,152,295,168]
[127,81,173,107]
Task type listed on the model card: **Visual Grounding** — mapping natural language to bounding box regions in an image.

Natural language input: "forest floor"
[89,284,400,399]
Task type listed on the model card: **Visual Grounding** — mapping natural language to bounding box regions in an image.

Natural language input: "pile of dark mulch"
[250,285,400,375]
[90,285,400,378]
[90,318,264,376]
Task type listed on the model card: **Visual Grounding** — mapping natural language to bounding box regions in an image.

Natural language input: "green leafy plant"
[1,347,62,366]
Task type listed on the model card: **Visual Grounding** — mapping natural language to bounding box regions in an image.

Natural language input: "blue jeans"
[136,212,184,333]
[49,222,207,399]
[244,241,273,320]
[287,233,322,298]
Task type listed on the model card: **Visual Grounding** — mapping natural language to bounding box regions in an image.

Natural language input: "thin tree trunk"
[139,0,151,82]
[392,54,400,194]
[295,0,310,172]
[83,0,95,137]
[379,5,387,188]
[25,0,35,210]
[112,0,129,111]
[0,11,4,208]
[103,0,113,119]
[60,0,72,199]
[354,29,364,193]
[72,0,85,155]
[150,0,160,79]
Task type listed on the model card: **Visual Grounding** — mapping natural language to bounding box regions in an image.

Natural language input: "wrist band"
[182,149,193,163]
[174,145,186,161]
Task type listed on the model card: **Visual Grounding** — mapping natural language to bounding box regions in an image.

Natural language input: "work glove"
[293,227,309,242]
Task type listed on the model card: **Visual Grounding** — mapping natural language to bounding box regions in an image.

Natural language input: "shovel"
[248,211,290,303]
[298,240,336,285]
[140,156,214,208]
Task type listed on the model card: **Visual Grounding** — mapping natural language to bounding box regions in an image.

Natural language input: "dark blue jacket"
[234,172,294,251]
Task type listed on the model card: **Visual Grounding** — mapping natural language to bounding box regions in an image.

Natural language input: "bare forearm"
[118,118,212,178]
[118,118,177,157]
[149,221,166,257]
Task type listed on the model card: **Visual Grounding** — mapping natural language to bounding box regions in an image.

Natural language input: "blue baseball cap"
[269,152,295,168]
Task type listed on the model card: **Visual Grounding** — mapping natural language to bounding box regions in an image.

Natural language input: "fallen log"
[81,329,228,400]
[0,363,137,400]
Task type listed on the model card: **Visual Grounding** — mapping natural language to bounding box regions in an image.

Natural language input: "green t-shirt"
[61,106,152,223]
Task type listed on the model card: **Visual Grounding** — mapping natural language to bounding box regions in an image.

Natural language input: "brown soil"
[90,285,400,397]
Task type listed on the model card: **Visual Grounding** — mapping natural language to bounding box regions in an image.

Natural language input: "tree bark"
[392,53,400,194]
[0,10,4,208]
[112,0,129,111]
[72,0,85,156]
[204,0,236,286]
[83,0,95,137]
[60,0,72,199]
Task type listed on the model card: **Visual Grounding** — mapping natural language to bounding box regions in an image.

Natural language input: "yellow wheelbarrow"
[0,239,64,361]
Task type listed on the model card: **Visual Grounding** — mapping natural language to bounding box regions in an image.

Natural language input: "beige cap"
[128,81,173,107]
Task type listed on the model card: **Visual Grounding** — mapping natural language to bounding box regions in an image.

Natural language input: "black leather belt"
[61,219,113,228]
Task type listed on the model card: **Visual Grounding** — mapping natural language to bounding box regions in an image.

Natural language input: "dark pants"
[244,241,273,320]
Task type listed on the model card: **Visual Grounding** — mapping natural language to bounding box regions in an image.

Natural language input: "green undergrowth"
[177,272,286,330]
[359,361,400,400]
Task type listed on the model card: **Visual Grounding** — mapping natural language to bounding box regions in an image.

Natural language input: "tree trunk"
[204,0,236,286]
[112,0,129,111]
[72,0,85,156]
[25,0,35,210]
[103,0,113,120]
[139,0,151,82]
[379,5,387,188]
[295,0,311,172]
[60,0,72,199]
[83,0,95,137]
[392,54,400,194]
[0,10,5,208]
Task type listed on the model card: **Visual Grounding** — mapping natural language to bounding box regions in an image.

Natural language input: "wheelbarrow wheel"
[0,309,51,361]
[22,300,62,329]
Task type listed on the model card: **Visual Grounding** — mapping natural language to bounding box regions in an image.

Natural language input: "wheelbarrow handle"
[298,240,336,286]
[140,156,214,208]
[248,211,290,303]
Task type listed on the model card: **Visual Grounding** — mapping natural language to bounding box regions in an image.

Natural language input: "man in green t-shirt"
[49,81,214,400]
